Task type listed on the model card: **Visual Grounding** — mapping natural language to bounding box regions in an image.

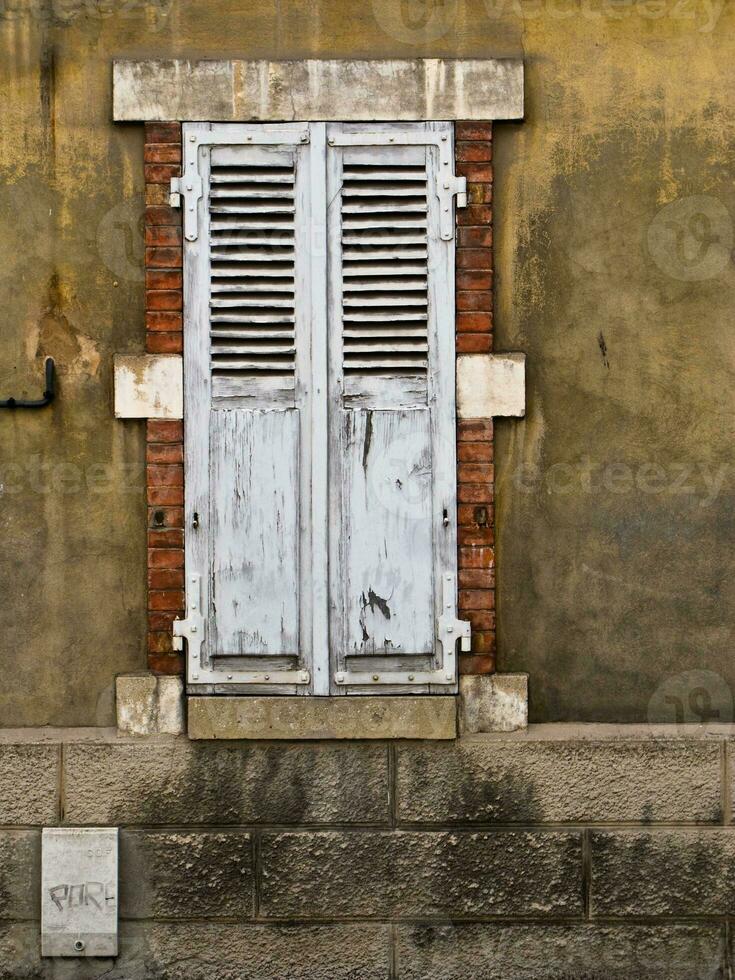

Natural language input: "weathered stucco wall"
[0,0,732,724]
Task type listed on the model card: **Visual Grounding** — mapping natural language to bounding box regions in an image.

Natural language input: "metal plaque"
[41,828,118,958]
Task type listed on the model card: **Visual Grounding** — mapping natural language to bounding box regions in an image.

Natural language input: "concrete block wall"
[0,726,733,978]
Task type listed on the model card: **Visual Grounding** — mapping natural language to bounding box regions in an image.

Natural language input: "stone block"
[396,729,722,824]
[260,830,582,919]
[457,353,526,418]
[0,921,391,980]
[394,923,725,980]
[187,695,456,740]
[120,831,253,918]
[590,829,735,917]
[113,58,525,122]
[63,739,389,825]
[0,832,39,919]
[116,674,184,736]
[459,674,528,733]
[113,354,182,419]
[0,743,59,825]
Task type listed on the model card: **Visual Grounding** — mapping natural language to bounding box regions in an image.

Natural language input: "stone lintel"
[187,696,457,740]
[112,58,524,123]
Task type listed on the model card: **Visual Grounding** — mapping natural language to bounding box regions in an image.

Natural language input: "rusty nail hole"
[153,510,165,527]
[473,506,488,527]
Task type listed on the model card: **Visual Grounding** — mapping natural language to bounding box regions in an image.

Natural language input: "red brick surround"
[455,121,495,675]
[144,122,185,674]
[141,120,495,677]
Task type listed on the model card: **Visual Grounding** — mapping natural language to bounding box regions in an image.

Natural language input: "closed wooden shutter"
[182,123,317,691]
[326,122,468,693]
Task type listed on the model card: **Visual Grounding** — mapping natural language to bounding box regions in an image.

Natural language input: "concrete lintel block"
[457,352,526,419]
[187,696,457,740]
[113,58,525,122]
[116,674,184,736]
[459,673,528,734]
[113,354,182,420]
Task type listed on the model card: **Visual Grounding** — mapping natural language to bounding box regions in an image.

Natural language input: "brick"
[147,420,183,443]
[148,548,185,569]
[148,611,180,632]
[145,226,183,247]
[457,311,492,333]
[459,527,495,548]
[465,609,496,631]
[456,334,492,353]
[146,287,183,310]
[121,831,253,918]
[458,419,493,441]
[458,442,493,462]
[148,590,186,611]
[144,143,182,164]
[455,121,492,141]
[0,832,39,918]
[147,487,184,506]
[63,742,389,825]
[457,249,492,269]
[146,311,183,332]
[456,162,493,182]
[396,737,723,824]
[469,630,496,655]
[145,247,182,269]
[145,206,181,227]
[456,141,493,163]
[146,443,183,464]
[148,652,185,675]
[460,654,495,675]
[147,464,183,487]
[457,290,492,311]
[457,205,493,226]
[459,546,495,568]
[458,590,495,611]
[394,923,725,980]
[457,504,493,526]
[147,505,184,528]
[459,462,494,482]
[459,569,494,589]
[260,831,582,919]
[144,163,180,184]
[147,630,174,653]
[146,269,182,291]
[148,569,184,590]
[458,484,493,504]
[0,744,59,824]
[146,183,170,205]
[145,122,181,144]
[147,331,183,354]
[467,182,493,204]
[591,830,735,917]
[458,226,492,249]
[457,269,492,291]
[148,528,184,548]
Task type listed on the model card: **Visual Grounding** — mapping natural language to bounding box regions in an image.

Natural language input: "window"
[175,121,470,695]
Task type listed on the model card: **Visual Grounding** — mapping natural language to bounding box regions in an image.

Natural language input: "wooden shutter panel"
[180,123,317,692]
[326,122,470,693]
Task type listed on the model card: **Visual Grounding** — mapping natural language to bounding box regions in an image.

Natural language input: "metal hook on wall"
[0,358,55,409]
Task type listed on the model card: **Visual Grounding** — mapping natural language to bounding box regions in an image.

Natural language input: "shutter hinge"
[437,571,472,661]
[172,572,204,659]
[437,135,467,241]
[170,134,203,242]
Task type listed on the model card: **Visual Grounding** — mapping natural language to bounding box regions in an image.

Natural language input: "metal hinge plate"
[170,127,310,242]
[328,131,467,240]
[333,573,470,687]
[174,573,310,686]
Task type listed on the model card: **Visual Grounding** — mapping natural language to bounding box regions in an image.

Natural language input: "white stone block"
[459,673,529,734]
[457,352,526,419]
[113,354,182,420]
[113,58,525,122]
[116,674,184,736]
